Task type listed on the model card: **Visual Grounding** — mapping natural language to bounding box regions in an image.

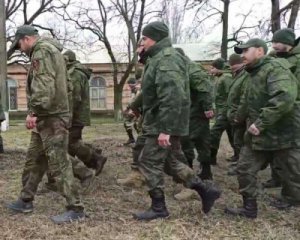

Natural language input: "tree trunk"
[271,0,281,33]
[288,0,300,29]
[114,84,123,121]
[221,0,230,60]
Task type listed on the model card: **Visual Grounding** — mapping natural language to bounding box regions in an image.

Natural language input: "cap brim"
[234,44,250,54]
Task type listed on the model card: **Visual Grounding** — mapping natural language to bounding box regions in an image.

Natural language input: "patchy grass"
[0,123,299,240]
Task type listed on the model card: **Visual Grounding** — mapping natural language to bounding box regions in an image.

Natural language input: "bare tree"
[271,0,300,33]
[57,0,150,119]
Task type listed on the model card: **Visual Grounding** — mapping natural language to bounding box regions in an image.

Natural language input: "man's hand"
[248,123,260,136]
[158,133,171,147]
[204,110,214,119]
[26,115,37,129]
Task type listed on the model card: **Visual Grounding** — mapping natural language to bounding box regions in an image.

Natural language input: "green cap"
[272,28,295,46]
[211,58,225,70]
[142,21,169,42]
[9,25,39,52]
[63,50,76,61]
[234,38,268,54]
[228,53,243,66]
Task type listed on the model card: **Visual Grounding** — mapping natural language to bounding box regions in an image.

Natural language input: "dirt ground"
[0,122,299,240]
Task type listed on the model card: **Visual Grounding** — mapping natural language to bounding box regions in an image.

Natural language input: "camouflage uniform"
[227,68,249,160]
[210,71,234,162]
[20,38,83,211]
[236,56,300,205]
[181,61,212,171]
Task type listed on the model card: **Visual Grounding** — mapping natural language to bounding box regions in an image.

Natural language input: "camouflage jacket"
[241,56,298,150]
[67,61,92,127]
[189,61,213,120]
[142,37,190,136]
[213,71,233,115]
[26,38,69,119]
[227,68,249,124]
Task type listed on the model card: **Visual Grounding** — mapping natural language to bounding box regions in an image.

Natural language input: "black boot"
[270,198,294,210]
[92,152,107,176]
[133,189,169,221]
[190,179,221,214]
[51,210,86,224]
[0,144,4,153]
[225,197,257,218]
[199,163,213,180]
[210,148,218,165]
[262,178,281,188]
[124,129,135,145]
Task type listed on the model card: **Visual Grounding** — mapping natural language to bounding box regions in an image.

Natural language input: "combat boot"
[91,152,107,176]
[225,197,257,218]
[133,189,169,221]
[270,198,294,210]
[7,198,33,213]
[117,170,145,188]
[123,129,135,145]
[190,179,221,213]
[51,210,86,224]
[0,144,4,153]
[198,163,213,180]
[210,148,218,165]
[174,188,199,201]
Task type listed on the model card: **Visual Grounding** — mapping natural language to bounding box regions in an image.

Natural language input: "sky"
[6,0,300,62]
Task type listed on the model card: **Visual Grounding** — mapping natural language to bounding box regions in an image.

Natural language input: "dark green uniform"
[21,38,83,211]
[237,56,300,204]
[227,68,249,159]
[181,61,212,168]
[210,71,234,162]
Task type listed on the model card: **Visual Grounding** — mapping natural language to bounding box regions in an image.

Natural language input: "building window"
[90,76,106,110]
[7,79,18,111]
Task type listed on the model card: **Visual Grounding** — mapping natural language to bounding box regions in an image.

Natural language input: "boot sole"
[7,205,33,213]
[202,191,221,214]
[132,213,170,221]
[224,208,257,218]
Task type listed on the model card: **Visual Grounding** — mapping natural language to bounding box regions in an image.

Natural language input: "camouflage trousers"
[69,126,97,168]
[138,136,197,191]
[20,117,83,211]
[181,118,211,168]
[131,134,146,170]
[237,144,300,204]
[210,113,234,151]
[123,113,138,133]
[231,124,246,158]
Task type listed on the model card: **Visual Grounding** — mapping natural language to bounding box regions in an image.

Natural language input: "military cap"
[9,25,39,52]
[142,21,169,42]
[63,50,76,61]
[211,58,225,70]
[234,38,268,54]
[272,28,296,46]
[228,53,243,66]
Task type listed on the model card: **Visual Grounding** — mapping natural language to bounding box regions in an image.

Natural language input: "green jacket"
[213,71,233,115]
[241,56,298,150]
[142,37,190,136]
[26,38,69,118]
[189,61,213,119]
[67,61,92,127]
[227,68,249,124]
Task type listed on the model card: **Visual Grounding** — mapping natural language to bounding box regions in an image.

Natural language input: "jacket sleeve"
[254,69,297,132]
[29,48,57,115]
[155,60,189,135]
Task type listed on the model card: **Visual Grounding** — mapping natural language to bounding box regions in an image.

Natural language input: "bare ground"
[0,123,299,240]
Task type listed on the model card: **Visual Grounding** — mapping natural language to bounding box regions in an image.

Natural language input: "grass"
[0,123,299,240]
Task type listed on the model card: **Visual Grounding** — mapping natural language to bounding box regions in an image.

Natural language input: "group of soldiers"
[2,21,300,224]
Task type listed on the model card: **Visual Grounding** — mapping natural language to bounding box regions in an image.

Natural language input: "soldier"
[209,58,235,165]
[0,93,5,153]
[226,53,249,176]
[122,77,141,145]
[262,28,300,189]
[176,48,214,181]
[63,50,107,176]
[225,38,300,218]
[133,21,221,221]
[6,25,85,224]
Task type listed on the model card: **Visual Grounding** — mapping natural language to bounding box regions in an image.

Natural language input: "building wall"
[6,61,212,112]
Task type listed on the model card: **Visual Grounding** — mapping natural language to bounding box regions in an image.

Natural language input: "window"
[90,76,106,110]
[7,79,18,111]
